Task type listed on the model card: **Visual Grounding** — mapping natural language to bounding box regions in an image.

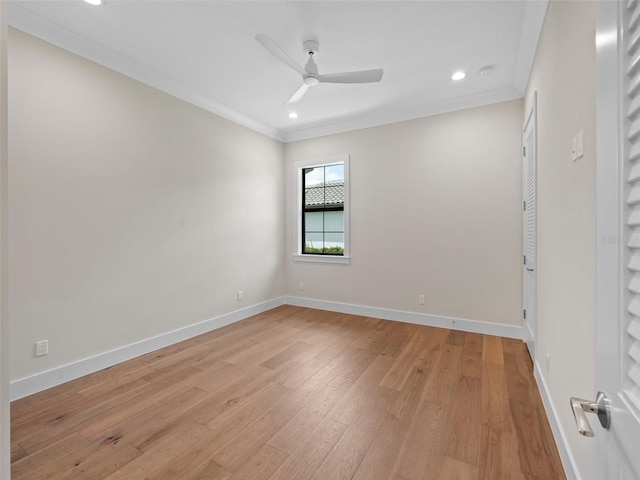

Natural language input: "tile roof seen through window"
[305,180,344,207]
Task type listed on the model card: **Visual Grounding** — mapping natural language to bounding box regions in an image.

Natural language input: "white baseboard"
[10,296,523,401]
[533,361,581,480]
[10,297,285,401]
[284,296,523,339]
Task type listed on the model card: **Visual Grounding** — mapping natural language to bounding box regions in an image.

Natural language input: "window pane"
[324,211,344,232]
[304,212,323,232]
[325,164,344,182]
[303,232,323,253]
[324,233,344,254]
[304,166,325,186]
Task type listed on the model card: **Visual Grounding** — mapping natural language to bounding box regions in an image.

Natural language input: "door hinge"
[523,200,526,211]
[523,146,526,156]
[523,255,526,265]
[524,309,527,319]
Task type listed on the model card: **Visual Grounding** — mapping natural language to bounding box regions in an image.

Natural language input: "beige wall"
[8,29,285,381]
[284,100,523,327]
[525,1,597,477]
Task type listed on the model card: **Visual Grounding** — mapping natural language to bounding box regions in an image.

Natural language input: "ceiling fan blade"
[318,69,384,84]
[255,34,306,77]
[284,84,310,105]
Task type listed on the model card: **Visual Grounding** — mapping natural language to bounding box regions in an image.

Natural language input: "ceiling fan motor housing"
[303,40,319,56]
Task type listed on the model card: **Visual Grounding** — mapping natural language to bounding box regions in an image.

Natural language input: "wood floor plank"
[268,418,347,480]
[392,400,449,480]
[101,421,213,480]
[11,306,566,480]
[461,332,483,378]
[509,399,565,479]
[436,455,479,480]
[311,386,397,480]
[481,361,512,432]
[482,335,505,364]
[423,344,463,406]
[327,354,395,426]
[81,386,209,443]
[352,360,432,480]
[41,436,140,480]
[10,441,27,464]
[267,382,349,454]
[16,379,161,453]
[477,426,527,480]
[189,460,232,480]
[447,330,466,346]
[443,375,481,466]
[227,445,288,480]
[260,341,312,369]
[11,433,91,480]
[210,372,331,470]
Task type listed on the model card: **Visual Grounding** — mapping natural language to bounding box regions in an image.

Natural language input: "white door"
[593,1,640,478]
[523,95,537,359]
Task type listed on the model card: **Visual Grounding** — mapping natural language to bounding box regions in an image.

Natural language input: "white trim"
[292,254,350,264]
[512,0,549,95]
[0,2,8,478]
[7,1,548,145]
[8,3,285,143]
[294,155,350,259]
[284,296,523,339]
[283,87,522,143]
[10,297,285,401]
[8,1,541,145]
[534,361,581,480]
[10,295,526,401]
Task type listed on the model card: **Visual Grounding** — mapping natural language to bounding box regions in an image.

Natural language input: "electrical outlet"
[237,290,243,301]
[299,281,304,291]
[418,294,425,305]
[35,340,48,357]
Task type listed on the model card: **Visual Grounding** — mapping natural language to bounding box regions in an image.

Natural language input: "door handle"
[526,268,534,272]
[570,391,611,437]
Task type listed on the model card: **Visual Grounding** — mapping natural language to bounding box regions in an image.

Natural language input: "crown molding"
[9,1,543,145]
[283,87,523,143]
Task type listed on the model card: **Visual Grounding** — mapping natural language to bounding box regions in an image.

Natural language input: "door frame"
[523,92,537,359]
[0,2,8,478]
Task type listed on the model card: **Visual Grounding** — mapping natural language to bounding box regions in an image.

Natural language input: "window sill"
[293,254,351,265]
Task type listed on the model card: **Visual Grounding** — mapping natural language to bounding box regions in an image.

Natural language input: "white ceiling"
[8,0,548,142]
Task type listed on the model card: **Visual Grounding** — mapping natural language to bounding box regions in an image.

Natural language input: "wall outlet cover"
[35,340,48,357]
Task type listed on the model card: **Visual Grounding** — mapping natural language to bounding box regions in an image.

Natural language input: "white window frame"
[293,155,350,264]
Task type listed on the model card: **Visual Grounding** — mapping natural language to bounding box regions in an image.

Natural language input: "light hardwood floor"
[10,305,566,479]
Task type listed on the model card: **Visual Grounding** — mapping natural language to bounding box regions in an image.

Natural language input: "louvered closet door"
[627,0,640,433]
[596,1,640,478]
[522,97,536,359]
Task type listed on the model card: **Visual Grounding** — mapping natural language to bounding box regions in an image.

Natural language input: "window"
[294,155,350,264]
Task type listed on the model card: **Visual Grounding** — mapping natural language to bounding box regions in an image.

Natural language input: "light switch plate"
[572,135,577,161]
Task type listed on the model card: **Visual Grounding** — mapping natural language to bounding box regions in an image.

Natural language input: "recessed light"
[451,71,466,81]
[83,0,104,6]
[288,112,298,119]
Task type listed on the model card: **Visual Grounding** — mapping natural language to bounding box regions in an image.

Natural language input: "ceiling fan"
[255,34,384,105]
